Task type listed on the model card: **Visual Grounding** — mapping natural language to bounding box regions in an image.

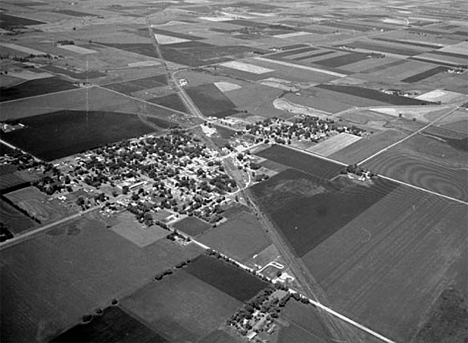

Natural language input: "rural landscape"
[0,0,467,342]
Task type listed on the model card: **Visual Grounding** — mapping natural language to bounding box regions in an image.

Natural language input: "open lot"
[1,110,158,161]
[121,269,241,343]
[250,168,398,256]
[0,215,203,343]
[304,185,467,342]
[198,211,271,262]
[256,145,344,180]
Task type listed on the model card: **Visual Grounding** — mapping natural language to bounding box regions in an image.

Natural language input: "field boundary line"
[358,106,459,165]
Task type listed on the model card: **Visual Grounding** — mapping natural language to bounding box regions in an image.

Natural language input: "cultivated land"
[1,0,467,342]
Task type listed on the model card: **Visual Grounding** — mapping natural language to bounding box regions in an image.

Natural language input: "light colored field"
[220,60,274,74]
[274,31,311,39]
[273,98,330,118]
[254,57,347,77]
[259,77,299,91]
[58,45,97,54]
[368,106,451,122]
[127,60,161,67]
[416,89,467,103]
[199,16,234,21]
[154,34,189,45]
[439,41,468,55]
[308,133,362,156]
[0,42,46,55]
[110,211,168,248]
[214,81,241,92]
[7,71,53,80]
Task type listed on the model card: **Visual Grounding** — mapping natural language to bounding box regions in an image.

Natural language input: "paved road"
[0,205,100,251]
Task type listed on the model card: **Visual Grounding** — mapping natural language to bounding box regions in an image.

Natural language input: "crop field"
[185,255,268,302]
[5,186,77,224]
[255,145,344,180]
[250,168,398,257]
[198,211,271,262]
[402,66,450,83]
[363,147,468,202]
[49,306,168,343]
[0,77,77,102]
[121,270,241,343]
[148,93,188,113]
[308,133,362,156]
[185,83,237,118]
[0,215,203,343]
[0,13,44,29]
[329,129,408,164]
[0,172,26,192]
[344,40,422,56]
[173,216,211,237]
[303,185,468,342]
[315,84,432,105]
[0,197,38,235]
[103,74,168,96]
[0,110,157,161]
[313,52,371,68]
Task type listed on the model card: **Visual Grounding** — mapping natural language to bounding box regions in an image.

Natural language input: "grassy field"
[198,211,271,262]
[256,145,344,180]
[1,110,156,161]
[250,168,398,257]
[49,306,168,343]
[173,216,211,237]
[303,185,467,342]
[0,215,203,343]
[185,255,268,302]
[5,186,77,224]
[121,270,241,343]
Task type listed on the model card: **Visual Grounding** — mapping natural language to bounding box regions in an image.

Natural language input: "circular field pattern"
[363,150,468,202]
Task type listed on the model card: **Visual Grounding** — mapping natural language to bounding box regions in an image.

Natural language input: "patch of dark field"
[363,150,468,202]
[0,13,45,29]
[185,254,268,302]
[198,329,241,343]
[269,47,318,59]
[343,41,422,56]
[0,163,17,176]
[52,9,99,17]
[173,216,211,237]
[429,50,468,60]
[360,59,407,74]
[372,37,444,49]
[0,110,158,161]
[255,145,343,180]
[0,197,38,235]
[250,168,398,257]
[0,172,27,192]
[121,270,242,343]
[313,52,372,68]
[49,306,168,343]
[98,43,158,59]
[185,83,237,118]
[41,65,106,80]
[0,143,17,157]
[147,93,188,113]
[413,288,468,343]
[0,77,77,102]
[0,216,203,343]
[315,84,433,105]
[318,21,373,32]
[292,50,335,61]
[277,43,308,50]
[409,56,461,67]
[104,75,168,96]
[401,66,450,83]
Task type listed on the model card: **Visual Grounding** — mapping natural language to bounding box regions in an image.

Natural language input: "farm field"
[0,110,158,161]
[5,186,77,224]
[198,211,271,262]
[173,216,211,237]
[256,145,344,180]
[0,215,203,343]
[0,197,38,235]
[50,306,168,343]
[121,269,242,343]
[0,77,77,102]
[249,168,398,257]
[308,133,362,156]
[185,83,237,118]
[303,185,467,342]
[185,255,268,302]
